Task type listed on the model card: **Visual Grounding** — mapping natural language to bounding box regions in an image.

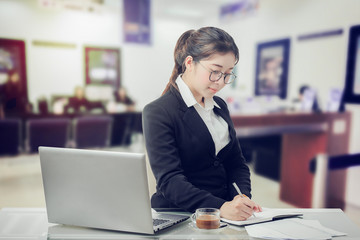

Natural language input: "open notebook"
[221,208,302,226]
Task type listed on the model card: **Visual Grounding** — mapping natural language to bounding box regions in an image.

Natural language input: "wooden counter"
[231,112,351,208]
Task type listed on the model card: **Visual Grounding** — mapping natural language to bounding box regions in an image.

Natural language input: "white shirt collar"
[176,75,220,110]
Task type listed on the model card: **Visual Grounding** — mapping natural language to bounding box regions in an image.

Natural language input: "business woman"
[143,27,261,221]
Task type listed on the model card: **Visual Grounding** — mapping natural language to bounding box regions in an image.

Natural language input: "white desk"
[0,208,359,239]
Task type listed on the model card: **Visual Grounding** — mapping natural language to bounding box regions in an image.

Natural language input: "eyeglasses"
[198,62,236,84]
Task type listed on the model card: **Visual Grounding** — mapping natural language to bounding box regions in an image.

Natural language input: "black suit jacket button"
[214,161,220,167]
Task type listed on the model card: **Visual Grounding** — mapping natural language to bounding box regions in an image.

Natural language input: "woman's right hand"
[219,195,261,221]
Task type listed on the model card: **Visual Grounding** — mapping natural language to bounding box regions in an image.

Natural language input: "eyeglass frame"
[197,61,237,84]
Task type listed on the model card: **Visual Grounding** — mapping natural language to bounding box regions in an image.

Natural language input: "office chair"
[310,153,360,208]
[26,118,71,153]
[73,115,112,149]
[0,118,22,155]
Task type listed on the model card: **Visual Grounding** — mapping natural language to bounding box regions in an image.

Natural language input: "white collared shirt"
[176,76,230,155]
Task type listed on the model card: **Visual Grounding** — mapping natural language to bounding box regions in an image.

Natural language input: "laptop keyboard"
[153,218,170,226]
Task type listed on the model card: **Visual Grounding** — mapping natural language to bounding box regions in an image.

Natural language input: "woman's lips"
[209,87,218,93]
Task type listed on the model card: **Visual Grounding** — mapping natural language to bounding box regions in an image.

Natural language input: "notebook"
[221,208,302,226]
[39,147,188,234]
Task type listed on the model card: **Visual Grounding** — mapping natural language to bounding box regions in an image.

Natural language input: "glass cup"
[191,208,220,229]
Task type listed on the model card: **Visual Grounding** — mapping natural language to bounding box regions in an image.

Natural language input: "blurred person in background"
[0,70,31,117]
[65,86,92,114]
[113,87,136,112]
[298,85,310,102]
[292,84,321,112]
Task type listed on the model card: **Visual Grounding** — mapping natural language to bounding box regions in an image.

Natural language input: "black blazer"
[142,86,251,212]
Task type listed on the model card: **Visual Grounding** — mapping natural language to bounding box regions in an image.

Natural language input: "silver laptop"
[39,147,188,234]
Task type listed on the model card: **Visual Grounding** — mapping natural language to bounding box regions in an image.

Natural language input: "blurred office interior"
[0,0,360,227]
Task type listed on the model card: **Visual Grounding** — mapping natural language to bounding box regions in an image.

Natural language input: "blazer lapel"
[182,107,216,156]
[213,107,231,126]
[213,103,235,142]
[171,87,216,156]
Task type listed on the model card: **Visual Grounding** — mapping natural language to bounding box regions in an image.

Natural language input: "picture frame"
[84,46,121,89]
[343,24,360,104]
[254,38,290,99]
[123,0,151,45]
[0,38,28,100]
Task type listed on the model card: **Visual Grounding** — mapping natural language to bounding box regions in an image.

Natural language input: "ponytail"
[162,30,195,95]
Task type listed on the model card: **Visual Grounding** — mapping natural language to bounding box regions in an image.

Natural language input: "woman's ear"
[184,56,194,72]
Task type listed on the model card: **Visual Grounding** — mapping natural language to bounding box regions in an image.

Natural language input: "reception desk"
[231,112,351,208]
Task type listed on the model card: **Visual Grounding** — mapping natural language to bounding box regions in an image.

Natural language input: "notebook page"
[245,219,337,240]
[221,208,300,226]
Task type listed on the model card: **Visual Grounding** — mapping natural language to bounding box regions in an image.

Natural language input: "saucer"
[189,222,228,233]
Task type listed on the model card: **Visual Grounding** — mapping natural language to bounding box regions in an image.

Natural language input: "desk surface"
[0,208,359,240]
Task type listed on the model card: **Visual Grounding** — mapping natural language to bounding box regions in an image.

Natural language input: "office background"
[0,0,360,226]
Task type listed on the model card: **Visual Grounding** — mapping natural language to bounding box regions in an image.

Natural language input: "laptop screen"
[39,147,156,234]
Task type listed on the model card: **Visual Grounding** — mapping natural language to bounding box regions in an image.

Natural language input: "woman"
[114,87,136,112]
[143,27,261,221]
[65,86,91,113]
[1,70,30,117]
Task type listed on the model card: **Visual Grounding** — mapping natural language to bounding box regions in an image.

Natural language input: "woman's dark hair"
[299,85,310,95]
[162,27,239,95]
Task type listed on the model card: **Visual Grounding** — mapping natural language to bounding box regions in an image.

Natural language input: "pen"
[232,182,256,218]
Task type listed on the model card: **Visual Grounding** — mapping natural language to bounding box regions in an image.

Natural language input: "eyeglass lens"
[210,71,235,84]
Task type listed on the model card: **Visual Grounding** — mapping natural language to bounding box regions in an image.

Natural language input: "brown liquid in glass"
[196,214,220,229]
